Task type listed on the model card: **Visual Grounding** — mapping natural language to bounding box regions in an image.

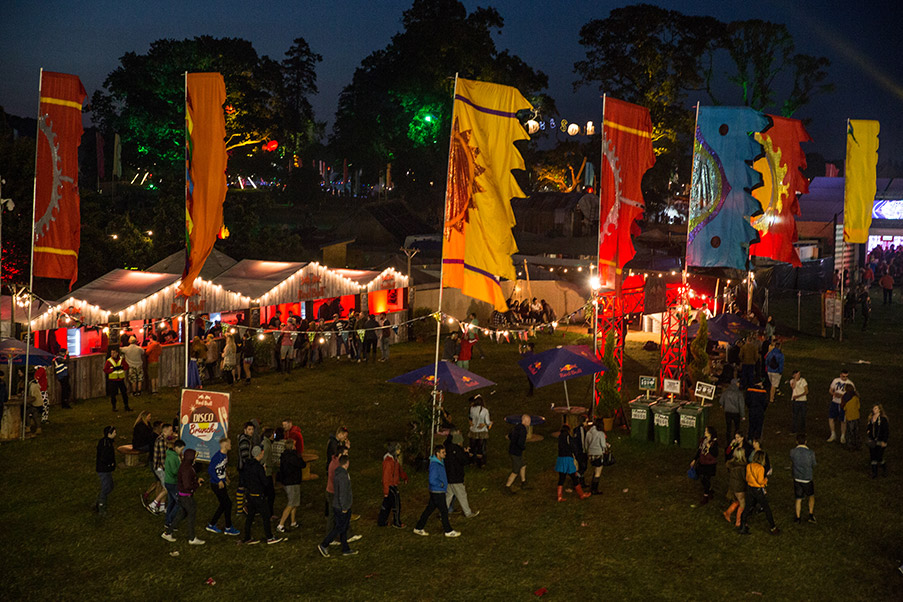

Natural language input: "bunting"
[442,77,532,311]
[749,115,812,267]
[687,107,768,270]
[181,73,227,297]
[843,119,880,243]
[33,71,87,288]
[598,97,655,283]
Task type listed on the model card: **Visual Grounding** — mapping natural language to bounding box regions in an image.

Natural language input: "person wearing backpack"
[764,341,784,404]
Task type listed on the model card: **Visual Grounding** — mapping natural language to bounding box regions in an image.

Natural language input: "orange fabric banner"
[598,98,655,284]
[181,73,227,297]
[750,115,812,267]
[34,71,86,288]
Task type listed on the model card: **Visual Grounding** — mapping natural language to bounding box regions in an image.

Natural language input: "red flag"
[34,71,86,288]
[598,98,655,283]
[750,115,812,267]
[181,73,227,297]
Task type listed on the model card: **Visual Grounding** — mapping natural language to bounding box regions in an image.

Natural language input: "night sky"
[2,0,901,164]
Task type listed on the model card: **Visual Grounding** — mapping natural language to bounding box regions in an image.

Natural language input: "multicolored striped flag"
[843,119,880,243]
[441,77,532,311]
[181,73,227,297]
[33,71,87,288]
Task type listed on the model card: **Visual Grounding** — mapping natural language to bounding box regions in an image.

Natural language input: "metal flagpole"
[680,102,702,396]
[429,73,459,456]
[183,72,190,388]
[839,118,848,343]
[22,68,42,440]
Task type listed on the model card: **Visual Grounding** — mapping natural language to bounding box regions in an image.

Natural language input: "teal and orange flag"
[843,119,880,243]
[181,73,227,297]
[442,78,532,311]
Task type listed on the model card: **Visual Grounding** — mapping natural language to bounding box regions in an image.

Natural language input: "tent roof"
[59,269,180,313]
[332,268,380,286]
[212,259,307,299]
[146,248,237,280]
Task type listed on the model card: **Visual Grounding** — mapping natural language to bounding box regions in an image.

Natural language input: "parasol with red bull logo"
[517,344,605,407]
[388,360,495,395]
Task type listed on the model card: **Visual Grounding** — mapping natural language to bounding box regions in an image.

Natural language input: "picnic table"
[302,451,319,481]
[551,405,588,436]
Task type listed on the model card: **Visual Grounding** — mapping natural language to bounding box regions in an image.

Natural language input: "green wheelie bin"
[678,403,709,449]
[651,401,680,445]
[628,397,656,441]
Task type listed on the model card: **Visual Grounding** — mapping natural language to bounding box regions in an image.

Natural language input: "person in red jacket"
[377,442,408,528]
[103,348,131,412]
[282,418,304,456]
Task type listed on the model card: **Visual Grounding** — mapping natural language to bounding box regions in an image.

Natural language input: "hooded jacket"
[177,449,200,495]
[443,435,469,484]
[381,453,408,496]
[96,432,116,473]
[427,455,448,493]
[719,381,745,416]
[333,465,353,511]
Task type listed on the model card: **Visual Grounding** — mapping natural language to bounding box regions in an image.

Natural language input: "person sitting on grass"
[277,438,305,533]
[737,450,780,536]
[206,438,240,536]
[789,433,817,524]
[413,444,460,538]
[161,448,205,546]
[94,426,117,516]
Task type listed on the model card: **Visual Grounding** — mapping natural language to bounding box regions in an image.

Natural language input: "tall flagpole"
[838,119,848,343]
[681,102,702,395]
[184,71,191,387]
[22,68,42,440]
[592,94,606,410]
[429,73,459,456]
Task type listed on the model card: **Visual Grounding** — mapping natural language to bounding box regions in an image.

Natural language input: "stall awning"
[212,260,307,300]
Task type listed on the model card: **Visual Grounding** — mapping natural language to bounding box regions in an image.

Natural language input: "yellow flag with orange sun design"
[442,78,533,311]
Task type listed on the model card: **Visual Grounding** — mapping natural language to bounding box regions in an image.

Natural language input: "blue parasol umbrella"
[0,338,55,366]
[689,313,761,344]
[517,344,605,407]
[388,360,495,395]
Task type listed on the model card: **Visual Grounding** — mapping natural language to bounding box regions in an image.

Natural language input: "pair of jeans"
[321,508,351,552]
[209,483,232,528]
[740,364,756,389]
[243,494,272,541]
[96,472,114,507]
[377,486,402,526]
[725,412,742,440]
[164,483,180,526]
[791,401,807,434]
[415,491,453,533]
[380,338,390,360]
[169,495,197,540]
[748,410,765,440]
[740,487,775,529]
[108,380,129,410]
[883,288,892,304]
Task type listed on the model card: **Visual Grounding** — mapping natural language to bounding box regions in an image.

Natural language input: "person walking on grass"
[555,425,590,502]
[720,378,745,440]
[789,370,809,434]
[52,348,72,409]
[790,433,817,525]
[94,426,117,516]
[737,450,780,536]
[276,438,305,533]
[240,445,284,545]
[326,426,349,464]
[144,423,174,515]
[842,384,861,451]
[505,415,530,494]
[163,440,185,530]
[867,404,890,478]
[828,369,853,443]
[691,426,719,506]
[413,444,460,538]
[325,444,361,546]
[377,442,408,528]
[723,446,747,527]
[379,314,391,362]
[879,270,894,304]
[746,379,768,440]
[236,421,255,514]
[161,448,205,545]
[444,429,480,518]
[241,330,255,384]
[103,348,131,412]
[318,454,358,557]
[765,341,784,404]
[584,420,607,495]
[468,395,491,468]
[206,438,240,536]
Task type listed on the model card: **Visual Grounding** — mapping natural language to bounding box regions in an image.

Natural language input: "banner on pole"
[179,388,230,462]
[843,119,880,243]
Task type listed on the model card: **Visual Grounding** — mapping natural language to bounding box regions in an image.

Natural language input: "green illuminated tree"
[689,315,711,386]
[331,0,553,202]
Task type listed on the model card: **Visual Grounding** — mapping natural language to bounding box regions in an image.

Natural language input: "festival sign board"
[179,389,230,462]
[662,378,681,395]
[694,381,716,401]
[639,375,657,391]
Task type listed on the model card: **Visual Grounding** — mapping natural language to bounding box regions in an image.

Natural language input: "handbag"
[602,450,615,467]
[687,466,698,480]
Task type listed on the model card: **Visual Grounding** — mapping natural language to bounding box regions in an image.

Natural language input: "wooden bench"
[302,451,319,481]
[117,444,145,468]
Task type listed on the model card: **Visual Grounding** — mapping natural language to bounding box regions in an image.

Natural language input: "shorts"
[794,480,814,499]
[128,366,144,384]
[284,484,301,507]
[148,362,159,380]
[280,345,293,359]
[829,402,843,420]
[767,372,781,389]
[155,468,166,485]
[589,455,604,468]
[509,453,524,474]
[243,357,254,365]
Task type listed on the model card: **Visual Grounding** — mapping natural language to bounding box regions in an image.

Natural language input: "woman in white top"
[584,422,607,495]
[221,334,239,385]
[789,369,808,435]
[468,394,492,468]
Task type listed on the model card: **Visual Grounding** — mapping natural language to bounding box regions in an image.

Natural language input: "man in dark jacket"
[746,380,769,441]
[277,439,305,533]
[94,426,117,515]
[241,445,283,545]
[326,426,349,463]
[505,415,530,493]
[362,313,379,362]
[318,454,357,557]
[444,430,479,518]
[161,448,206,545]
[236,421,255,514]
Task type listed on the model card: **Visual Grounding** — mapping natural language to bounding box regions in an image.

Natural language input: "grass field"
[1,291,901,601]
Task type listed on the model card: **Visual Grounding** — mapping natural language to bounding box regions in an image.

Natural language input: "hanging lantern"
[567,123,580,136]
[585,121,595,136]
[526,120,540,135]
